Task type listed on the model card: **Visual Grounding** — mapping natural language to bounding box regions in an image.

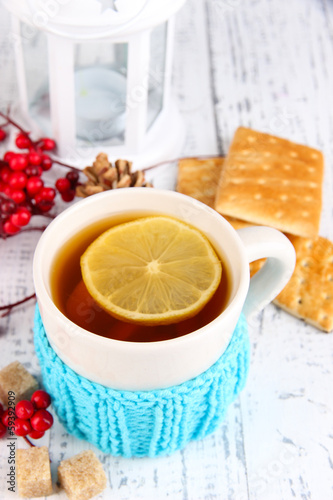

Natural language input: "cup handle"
[236,226,296,319]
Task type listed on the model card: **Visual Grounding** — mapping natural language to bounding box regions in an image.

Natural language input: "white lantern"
[3,0,186,167]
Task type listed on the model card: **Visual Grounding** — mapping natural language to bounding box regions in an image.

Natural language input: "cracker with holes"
[176,158,274,277]
[223,215,333,331]
[214,127,323,237]
[176,156,224,208]
[274,235,333,332]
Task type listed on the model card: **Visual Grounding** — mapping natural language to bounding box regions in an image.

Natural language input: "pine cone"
[76,154,153,198]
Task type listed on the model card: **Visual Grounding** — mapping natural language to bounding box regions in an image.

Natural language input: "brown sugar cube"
[176,156,224,208]
[214,127,324,238]
[58,450,107,500]
[0,361,38,406]
[17,447,53,497]
[273,235,333,332]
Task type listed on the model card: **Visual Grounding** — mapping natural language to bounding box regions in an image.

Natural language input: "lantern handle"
[24,0,156,40]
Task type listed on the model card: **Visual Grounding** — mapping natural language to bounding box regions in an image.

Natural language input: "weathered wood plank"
[207,0,333,498]
[0,0,333,498]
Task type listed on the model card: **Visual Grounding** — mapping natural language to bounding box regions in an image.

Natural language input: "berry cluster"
[55,170,80,202]
[0,390,53,440]
[0,132,57,235]
[0,112,81,238]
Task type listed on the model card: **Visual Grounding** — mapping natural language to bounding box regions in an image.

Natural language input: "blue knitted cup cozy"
[34,306,250,458]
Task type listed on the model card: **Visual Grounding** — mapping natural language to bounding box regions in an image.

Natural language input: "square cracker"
[274,235,333,332]
[214,127,323,238]
[224,218,333,333]
[176,156,332,332]
[176,157,224,208]
[222,218,333,332]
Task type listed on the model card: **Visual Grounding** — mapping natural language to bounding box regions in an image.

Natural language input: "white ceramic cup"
[33,188,295,391]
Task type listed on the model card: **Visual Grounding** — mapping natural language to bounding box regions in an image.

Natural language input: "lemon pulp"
[80,216,222,325]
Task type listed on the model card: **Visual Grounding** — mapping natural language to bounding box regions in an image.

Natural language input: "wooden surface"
[1,0,333,499]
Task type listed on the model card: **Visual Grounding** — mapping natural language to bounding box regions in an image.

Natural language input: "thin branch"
[51,159,81,172]
[0,111,30,138]
[142,154,224,172]
[0,293,36,317]
[23,436,35,447]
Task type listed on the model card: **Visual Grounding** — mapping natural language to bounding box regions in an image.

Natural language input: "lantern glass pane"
[147,22,167,131]
[21,24,51,134]
[74,41,128,145]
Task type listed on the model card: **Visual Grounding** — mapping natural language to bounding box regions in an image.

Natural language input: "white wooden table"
[1,0,333,499]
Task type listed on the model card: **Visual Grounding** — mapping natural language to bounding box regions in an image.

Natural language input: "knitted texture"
[34,306,250,458]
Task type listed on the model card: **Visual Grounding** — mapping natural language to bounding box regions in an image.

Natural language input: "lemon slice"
[80,216,222,325]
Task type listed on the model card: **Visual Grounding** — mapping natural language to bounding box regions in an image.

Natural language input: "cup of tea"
[33,188,295,456]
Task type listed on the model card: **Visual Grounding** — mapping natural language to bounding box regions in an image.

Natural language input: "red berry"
[28,429,45,439]
[61,189,76,202]
[28,151,42,166]
[9,154,29,171]
[10,207,31,227]
[31,390,51,410]
[55,177,71,193]
[0,422,6,438]
[25,165,43,177]
[33,193,43,205]
[1,408,15,427]
[35,200,54,212]
[8,171,27,190]
[11,189,26,204]
[0,166,12,183]
[3,151,15,162]
[0,403,4,418]
[0,129,7,141]
[15,133,31,149]
[41,154,53,171]
[39,137,56,151]
[27,176,43,196]
[0,199,16,215]
[2,409,11,427]
[30,409,53,431]
[66,170,79,186]
[3,220,21,235]
[15,400,34,420]
[15,418,33,436]
[2,185,13,197]
[37,187,56,202]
